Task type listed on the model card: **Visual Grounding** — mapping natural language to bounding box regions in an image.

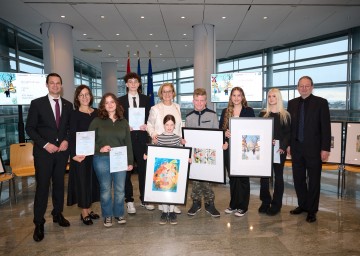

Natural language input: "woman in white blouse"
[147,83,182,141]
[146,82,182,214]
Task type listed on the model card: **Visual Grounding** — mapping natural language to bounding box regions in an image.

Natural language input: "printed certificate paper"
[129,108,145,130]
[76,131,95,156]
[110,146,128,173]
[273,140,280,164]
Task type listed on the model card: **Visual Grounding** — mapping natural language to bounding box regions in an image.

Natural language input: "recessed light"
[108,53,111,56]
[263,16,268,19]
[149,33,153,36]
[183,34,187,36]
[155,45,159,48]
[185,45,188,47]
[181,16,185,19]
[83,33,87,36]
[101,16,105,19]
[116,33,120,36]
[222,16,226,19]
[61,15,65,18]
[141,16,145,19]
[159,53,162,56]
[126,45,130,48]
[98,45,101,48]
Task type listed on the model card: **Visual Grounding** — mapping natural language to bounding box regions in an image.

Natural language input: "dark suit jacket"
[287,94,331,156]
[118,93,151,143]
[25,95,73,157]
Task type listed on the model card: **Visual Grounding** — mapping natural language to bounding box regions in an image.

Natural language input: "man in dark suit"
[118,72,154,213]
[287,76,331,223]
[26,73,73,242]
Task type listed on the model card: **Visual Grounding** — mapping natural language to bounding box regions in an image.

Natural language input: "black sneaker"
[187,201,201,216]
[205,202,220,217]
[169,212,177,225]
[258,204,270,213]
[159,212,168,225]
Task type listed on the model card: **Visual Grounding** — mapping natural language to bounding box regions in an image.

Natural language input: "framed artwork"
[144,145,192,205]
[344,122,360,166]
[229,117,273,177]
[328,122,343,164]
[182,128,225,184]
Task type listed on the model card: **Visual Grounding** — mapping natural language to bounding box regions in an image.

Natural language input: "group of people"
[26,72,330,243]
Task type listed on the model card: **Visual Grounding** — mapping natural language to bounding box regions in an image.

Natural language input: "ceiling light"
[61,15,65,18]
[159,53,162,56]
[183,33,187,36]
[141,16,145,19]
[101,16,105,19]
[98,45,101,47]
[155,45,159,48]
[126,45,130,48]
[263,16,268,20]
[108,53,111,56]
[116,60,119,62]
[80,48,102,53]
[181,16,185,19]
[222,17,226,19]
[185,45,187,47]
[116,33,120,36]
[83,33,87,36]
[149,33,153,36]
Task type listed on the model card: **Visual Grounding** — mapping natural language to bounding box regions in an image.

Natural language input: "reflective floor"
[1,167,360,256]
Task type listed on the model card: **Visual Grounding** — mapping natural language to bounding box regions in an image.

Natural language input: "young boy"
[185,88,220,217]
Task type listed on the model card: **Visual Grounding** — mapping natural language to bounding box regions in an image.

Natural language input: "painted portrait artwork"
[193,148,216,165]
[152,158,180,192]
[242,135,260,160]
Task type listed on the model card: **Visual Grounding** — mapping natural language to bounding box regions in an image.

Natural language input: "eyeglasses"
[162,90,173,94]
[79,93,90,98]
[298,85,312,89]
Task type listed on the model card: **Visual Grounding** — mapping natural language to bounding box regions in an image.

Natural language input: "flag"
[126,53,131,73]
[137,55,142,93]
[147,58,154,106]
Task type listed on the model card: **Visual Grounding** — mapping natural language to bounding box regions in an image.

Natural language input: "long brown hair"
[98,93,124,120]
[222,87,248,130]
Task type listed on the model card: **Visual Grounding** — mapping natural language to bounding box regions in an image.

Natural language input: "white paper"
[110,146,128,173]
[76,131,95,156]
[129,108,145,130]
[273,140,280,164]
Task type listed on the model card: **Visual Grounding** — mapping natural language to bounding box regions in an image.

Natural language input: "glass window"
[178,78,194,94]
[294,37,348,59]
[295,63,347,84]
[218,60,233,72]
[238,55,262,69]
[180,68,193,78]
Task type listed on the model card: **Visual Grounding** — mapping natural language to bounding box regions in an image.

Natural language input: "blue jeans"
[93,155,126,218]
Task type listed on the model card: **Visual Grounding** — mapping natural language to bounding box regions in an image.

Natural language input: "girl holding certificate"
[89,93,134,228]
[67,85,100,226]
[258,88,290,216]
[219,87,255,218]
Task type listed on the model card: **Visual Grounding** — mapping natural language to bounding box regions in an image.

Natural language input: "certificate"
[129,108,145,130]
[110,146,128,173]
[273,140,280,164]
[76,131,95,156]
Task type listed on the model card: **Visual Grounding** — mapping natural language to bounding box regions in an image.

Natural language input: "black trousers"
[224,149,250,211]
[33,151,68,225]
[291,142,322,214]
[260,153,286,210]
[125,132,148,203]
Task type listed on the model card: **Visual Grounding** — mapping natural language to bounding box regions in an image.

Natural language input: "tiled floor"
[0,167,359,256]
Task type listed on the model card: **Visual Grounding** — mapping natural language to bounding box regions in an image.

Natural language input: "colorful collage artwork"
[152,158,180,192]
[193,148,216,165]
[242,135,261,160]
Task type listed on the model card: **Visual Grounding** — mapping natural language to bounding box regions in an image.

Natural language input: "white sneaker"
[126,202,136,214]
[103,217,112,227]
[140,202,155,211]
[115,217,126,224]
[234,209,247,217]
[174,206,181,214]
[224,207,236,214]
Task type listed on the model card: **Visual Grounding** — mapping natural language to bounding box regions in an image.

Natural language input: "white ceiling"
[1,0,360,78]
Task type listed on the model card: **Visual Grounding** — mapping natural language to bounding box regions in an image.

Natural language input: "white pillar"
[193,24,216,109]
[101,62,118,96]
[41,22,74,103]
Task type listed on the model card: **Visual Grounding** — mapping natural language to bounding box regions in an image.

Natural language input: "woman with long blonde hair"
[258,88,290,216]
[219,87,255,217]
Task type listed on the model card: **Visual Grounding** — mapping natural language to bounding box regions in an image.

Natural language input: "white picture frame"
[230,117,273,177]
[144,145,192,205]
[328,122,343,164]
[344,122,360,166]
[182,128,225,184]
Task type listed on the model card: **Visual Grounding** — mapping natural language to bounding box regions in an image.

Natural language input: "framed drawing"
[182,128,225,184]
[328,122,343,164]
[229,117,273,177]
[344,122,360,166]
[144,145,192,205]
